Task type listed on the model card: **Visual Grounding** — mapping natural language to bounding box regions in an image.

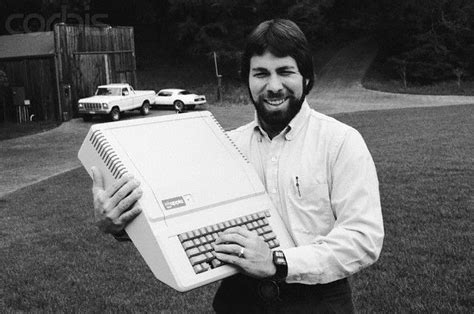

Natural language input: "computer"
[78,111,295,292]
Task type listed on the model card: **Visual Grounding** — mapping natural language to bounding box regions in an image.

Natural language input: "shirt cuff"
[112,229,131,242]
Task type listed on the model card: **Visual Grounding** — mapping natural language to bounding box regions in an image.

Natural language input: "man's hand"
[91,167,143,235]
[214,226,276,279]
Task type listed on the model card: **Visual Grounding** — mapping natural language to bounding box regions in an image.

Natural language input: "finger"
[91,167,104,192]
[215,252,246,268]
[118,204,142,225]
[213,243,242,255]
[222,226,254,238]
[215,232,247,247]
[109,178,141,208]
[114,187,143,215]
[106,173,137,199]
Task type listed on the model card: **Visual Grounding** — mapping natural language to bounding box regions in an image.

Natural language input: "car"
[78,84,155,121]
[153,89,206,112]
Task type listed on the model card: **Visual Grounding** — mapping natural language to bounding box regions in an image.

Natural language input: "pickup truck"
[78,83,155,121]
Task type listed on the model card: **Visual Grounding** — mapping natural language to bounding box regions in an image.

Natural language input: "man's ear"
[304,78,311,94]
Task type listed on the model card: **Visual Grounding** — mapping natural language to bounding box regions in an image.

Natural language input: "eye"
[278,70,296,76]
[253,72,268,78]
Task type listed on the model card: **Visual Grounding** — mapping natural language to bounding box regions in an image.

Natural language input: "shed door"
[74,54,112,98]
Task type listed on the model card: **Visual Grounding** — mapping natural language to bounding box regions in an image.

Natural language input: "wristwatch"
[271,250,288,281]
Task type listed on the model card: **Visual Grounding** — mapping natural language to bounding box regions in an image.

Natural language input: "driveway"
[1,39,473,197]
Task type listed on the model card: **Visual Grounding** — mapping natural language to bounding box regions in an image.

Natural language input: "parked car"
[153,89,206,112]
[78,83,155,121]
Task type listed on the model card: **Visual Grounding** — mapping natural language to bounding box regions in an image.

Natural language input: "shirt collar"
[252,99,311,141]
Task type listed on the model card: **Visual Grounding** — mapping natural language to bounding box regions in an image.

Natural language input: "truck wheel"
[110,107,120,121]
[82,114,92,122]
[141,101,150,115]
[174,100,185,113]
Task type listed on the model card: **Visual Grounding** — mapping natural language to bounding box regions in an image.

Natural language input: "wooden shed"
[0,24,137,123]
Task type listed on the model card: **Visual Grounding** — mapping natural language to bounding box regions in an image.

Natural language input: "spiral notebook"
[78,111,295,292]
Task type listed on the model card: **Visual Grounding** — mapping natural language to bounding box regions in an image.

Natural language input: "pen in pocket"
[295,176,301,197]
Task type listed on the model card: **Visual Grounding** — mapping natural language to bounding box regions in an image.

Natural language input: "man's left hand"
[214,227,276,278]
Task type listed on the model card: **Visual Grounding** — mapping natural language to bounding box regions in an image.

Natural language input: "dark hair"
[240,19,314,95]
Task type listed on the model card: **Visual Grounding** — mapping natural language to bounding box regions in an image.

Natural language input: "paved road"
[309,38,474,114]
[1,39,473,197]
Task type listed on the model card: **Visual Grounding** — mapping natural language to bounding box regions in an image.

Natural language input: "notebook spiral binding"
[90,130,129,179]
[209,115,249,163]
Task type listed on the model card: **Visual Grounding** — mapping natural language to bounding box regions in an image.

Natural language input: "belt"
[231,274,350,303]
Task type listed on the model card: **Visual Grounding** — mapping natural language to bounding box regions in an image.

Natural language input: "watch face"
[273,250,287,265]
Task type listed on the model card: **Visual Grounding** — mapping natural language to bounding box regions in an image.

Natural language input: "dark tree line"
[1,0,472,84]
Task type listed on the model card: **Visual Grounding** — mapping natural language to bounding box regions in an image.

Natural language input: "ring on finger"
[238,247,245,258]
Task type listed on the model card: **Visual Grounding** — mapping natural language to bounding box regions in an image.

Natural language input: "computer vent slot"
[209,115,249,164]
[90,130,128,179]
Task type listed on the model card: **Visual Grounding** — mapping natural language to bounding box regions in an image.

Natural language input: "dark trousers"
[213,274,354,314]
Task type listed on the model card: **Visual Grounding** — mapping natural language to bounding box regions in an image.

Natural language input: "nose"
[266,74,283,93]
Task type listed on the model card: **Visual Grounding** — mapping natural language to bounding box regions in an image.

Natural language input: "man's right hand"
[91,167,143,235]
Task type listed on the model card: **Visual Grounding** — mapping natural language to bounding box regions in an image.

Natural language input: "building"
[0,24,137,123]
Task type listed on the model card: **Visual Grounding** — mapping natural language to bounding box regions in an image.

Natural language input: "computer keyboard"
[178,210,280,274]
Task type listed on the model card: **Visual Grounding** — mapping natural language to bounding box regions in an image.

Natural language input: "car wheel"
[110,107,120,121]
[174,100,185,113]
[82,114,92,122]
[141,101,150,115]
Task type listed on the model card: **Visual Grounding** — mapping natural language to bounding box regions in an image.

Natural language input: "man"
[91,19,384,313]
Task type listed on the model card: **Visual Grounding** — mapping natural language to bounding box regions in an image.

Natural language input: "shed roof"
[0,31,55,60]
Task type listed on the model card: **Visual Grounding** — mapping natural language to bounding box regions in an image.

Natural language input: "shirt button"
[271,188,277,194]
[271,156,278,162]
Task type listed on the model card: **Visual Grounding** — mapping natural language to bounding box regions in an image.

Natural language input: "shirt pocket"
[286,177,334,243]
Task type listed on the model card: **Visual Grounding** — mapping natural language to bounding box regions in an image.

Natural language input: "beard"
[251,90,305,129]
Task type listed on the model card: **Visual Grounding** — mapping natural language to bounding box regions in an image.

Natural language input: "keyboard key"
[193,263,209,274]
[211,258,223,268]
[186,247,200,258]
[205,252,214,260]
[263,232,276,241]
[193,229,201,237]
[190,254,207,266]
[182,240,194,250]
[178,233,188,242]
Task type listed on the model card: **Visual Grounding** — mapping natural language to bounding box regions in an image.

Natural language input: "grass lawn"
[1,105,473,312]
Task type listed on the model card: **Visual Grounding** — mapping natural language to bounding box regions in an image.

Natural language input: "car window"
[122,88,129,96]
[179,90,191,95]
[158,91,172,96]
[96,87,121,96]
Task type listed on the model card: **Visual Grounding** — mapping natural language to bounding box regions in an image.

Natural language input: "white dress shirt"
[228,100,384,284]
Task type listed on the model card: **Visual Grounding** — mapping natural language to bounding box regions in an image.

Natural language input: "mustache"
[263,90,295,99]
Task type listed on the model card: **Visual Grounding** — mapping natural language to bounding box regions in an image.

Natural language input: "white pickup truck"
[78,83,156,121]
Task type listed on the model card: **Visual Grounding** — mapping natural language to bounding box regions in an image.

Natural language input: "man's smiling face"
[249,50,306,131]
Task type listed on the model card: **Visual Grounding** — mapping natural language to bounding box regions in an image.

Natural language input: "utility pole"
[213,51,222,102]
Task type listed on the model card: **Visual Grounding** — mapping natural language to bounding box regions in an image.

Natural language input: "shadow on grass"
[0,121,61,141]
[1,105,472,312]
